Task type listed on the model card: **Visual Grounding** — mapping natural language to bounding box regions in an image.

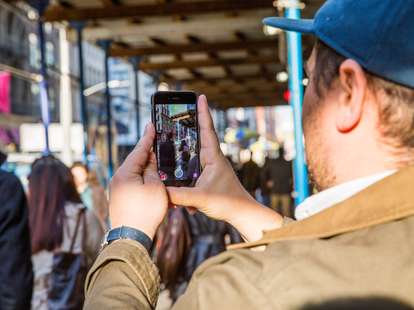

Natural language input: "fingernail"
[144,123,149,134]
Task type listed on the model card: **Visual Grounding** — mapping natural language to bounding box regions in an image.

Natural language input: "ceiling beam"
[100,0,121,6]
[67,15,266,41]
[139,55,276,70]
[110,39,276,57]
[43,0,274,22]
[195,80,284,91]
[160,72,279,85]
[208,90,280,101]
[160,73,282,85]
[212,96,284,109]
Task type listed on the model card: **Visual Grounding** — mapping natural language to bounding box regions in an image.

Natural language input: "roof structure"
[39,0,323,109]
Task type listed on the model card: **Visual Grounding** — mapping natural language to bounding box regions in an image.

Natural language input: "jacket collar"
[295,170,396,220]
[231,165,414,250]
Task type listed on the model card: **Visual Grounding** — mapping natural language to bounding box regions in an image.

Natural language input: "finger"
[166,186,208,209]
[143,152,161,185]
[120,123,155,176]
[197,95,221,165]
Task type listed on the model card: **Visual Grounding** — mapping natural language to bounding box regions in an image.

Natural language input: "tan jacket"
[84,166,414,309]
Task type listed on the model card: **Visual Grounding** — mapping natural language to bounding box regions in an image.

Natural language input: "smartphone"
[151,91,201,187]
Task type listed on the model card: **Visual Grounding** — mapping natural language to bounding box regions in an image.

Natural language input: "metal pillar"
[285,3,309,205]
[130,57,141,140]
[37,16,50,155]
[98,40,114,178]
[72,22,89,164]
[59,26,73,166]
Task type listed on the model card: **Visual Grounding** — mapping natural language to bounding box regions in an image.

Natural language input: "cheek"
[302,86,318,135]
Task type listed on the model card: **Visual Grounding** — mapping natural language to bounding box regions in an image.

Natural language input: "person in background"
[71,162,109,228]
[29,156,104,309]
[155,208,241,303]
[259,155,272,207]
[239,150,260,198]
[159,132,176,180]
[0,149,33,310]
[186,146,200,183]
[178,139,190,179]
[262,146,293,217]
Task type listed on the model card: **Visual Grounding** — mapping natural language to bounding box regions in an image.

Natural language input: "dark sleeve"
[0,171,33,310]
[226,224,242,244]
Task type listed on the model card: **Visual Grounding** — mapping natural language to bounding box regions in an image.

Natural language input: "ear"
[335,59,367,133]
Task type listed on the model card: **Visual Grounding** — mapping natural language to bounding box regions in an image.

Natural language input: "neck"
[77,183,88,193]
[329,145,406,189]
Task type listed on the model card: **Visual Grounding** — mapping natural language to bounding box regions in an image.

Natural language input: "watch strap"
[106,226,152,253]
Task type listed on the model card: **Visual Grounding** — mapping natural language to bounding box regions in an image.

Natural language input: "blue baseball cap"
[263,0,414,89]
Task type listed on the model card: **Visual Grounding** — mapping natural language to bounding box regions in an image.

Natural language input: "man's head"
[264,0,414,190]
[302,39,414,190]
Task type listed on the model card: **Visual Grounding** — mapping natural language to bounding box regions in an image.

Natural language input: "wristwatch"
[102,226,153,253]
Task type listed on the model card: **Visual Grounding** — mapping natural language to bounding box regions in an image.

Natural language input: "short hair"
[71,161,89,173]
[313,39,414,153]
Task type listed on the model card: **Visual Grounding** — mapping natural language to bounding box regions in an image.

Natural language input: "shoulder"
[64,201,88,220]
[0,170,26,212]
[0,170,22,190]
[180,218,414,308]
[175,248,279,309]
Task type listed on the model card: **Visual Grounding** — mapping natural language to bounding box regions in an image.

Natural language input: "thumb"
[143,152,161,185]
[166,186,208,210]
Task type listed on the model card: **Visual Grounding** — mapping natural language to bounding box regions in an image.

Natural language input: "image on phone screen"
[154,101,200,186]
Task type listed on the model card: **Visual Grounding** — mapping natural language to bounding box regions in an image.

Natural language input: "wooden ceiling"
[39,0,323,109]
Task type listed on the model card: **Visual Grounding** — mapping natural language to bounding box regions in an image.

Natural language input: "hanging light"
[276,71,289,82]
[157,82,169,91]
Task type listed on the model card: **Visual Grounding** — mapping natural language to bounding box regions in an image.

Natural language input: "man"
[262,147,293,216]
[159,132,176,180]
[239,151,260,197]
[0,150,33,309]
[84,1,414,309]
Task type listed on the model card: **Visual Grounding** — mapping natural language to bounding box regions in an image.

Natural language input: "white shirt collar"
[294,170,397,220]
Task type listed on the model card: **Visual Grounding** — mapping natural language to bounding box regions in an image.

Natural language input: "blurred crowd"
[0,148,107,310]
[0,142,291,309]
[234,146,294,218]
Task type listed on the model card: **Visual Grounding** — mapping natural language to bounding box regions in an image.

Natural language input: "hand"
[109,123,168,240]
[167,95,283,242]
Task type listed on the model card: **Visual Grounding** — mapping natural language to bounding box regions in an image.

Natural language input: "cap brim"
[263,17,315,34]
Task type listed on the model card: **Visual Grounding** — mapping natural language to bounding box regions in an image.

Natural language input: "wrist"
[229,201,283,243]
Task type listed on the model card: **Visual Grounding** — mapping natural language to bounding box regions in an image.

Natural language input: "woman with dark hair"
[29,156,104,309]
[155,209,241,303]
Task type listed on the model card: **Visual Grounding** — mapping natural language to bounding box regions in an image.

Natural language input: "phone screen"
[153,93,200,186]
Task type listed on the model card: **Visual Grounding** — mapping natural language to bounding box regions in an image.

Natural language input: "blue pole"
[30,0,50,156]
[72,22,89,165]
[285,4,309,205]
[37,19,50,155]
[130,57,141,140]
[98,40,114,179]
